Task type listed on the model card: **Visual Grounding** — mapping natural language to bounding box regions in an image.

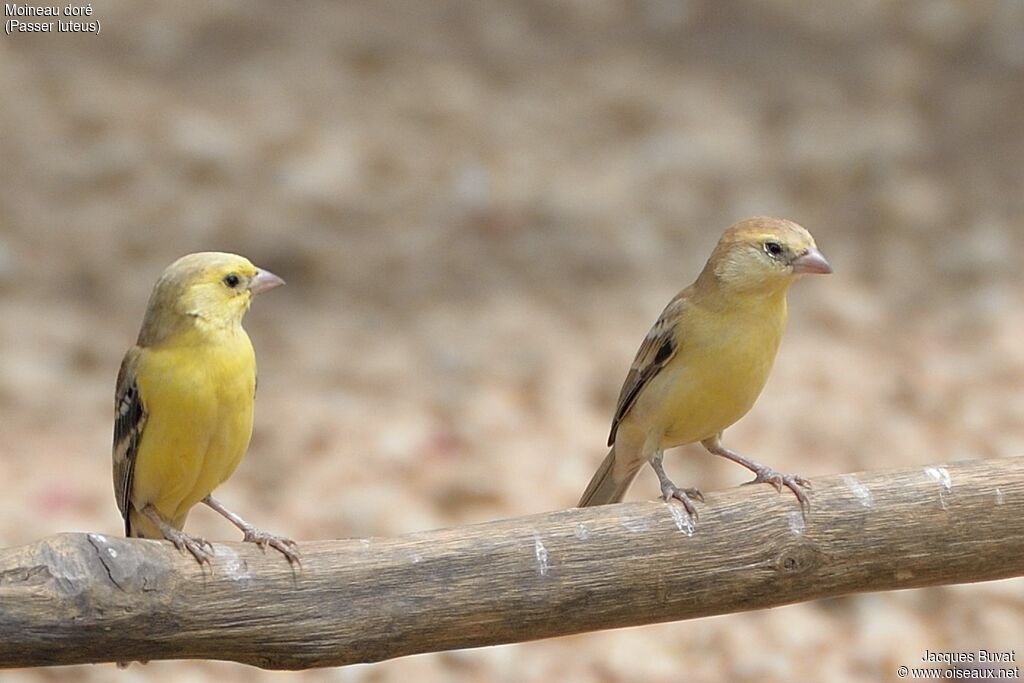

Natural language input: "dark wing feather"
[112,347,147,536]
[607,292,688,446]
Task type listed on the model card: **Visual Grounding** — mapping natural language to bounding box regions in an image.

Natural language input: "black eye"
[223,273,241,288]
[764,241,784,258]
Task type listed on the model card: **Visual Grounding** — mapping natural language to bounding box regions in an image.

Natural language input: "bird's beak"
[249,268,286,295]
[791,247,833,275]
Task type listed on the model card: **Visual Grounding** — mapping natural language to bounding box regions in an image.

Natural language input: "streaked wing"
[607,290,689,446]
[112,347,147,535]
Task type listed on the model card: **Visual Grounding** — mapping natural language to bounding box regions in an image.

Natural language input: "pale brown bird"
[578,217,832,515]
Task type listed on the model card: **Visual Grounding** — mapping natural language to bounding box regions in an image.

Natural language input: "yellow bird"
[112,252,298,564]
[578,217,832,515]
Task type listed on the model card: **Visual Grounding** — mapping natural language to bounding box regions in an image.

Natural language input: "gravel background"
[2,1,1024,681]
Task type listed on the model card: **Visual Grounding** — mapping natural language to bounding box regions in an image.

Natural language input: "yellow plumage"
[127,329,255,537]
[579,217,832,514]
[113,252,296,564]
[633,294,785,451]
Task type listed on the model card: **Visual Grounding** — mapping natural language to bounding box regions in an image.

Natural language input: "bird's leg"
[202,495,300,566]
[141,504,213,565]
[701,436,811,511]
[650,451,704,519]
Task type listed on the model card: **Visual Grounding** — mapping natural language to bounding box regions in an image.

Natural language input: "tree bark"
[1,457,1022,670]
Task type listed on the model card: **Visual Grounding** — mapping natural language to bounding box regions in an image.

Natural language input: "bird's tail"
[578,445,644,507]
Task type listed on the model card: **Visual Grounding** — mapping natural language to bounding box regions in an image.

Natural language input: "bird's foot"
[660,482,703,520]
[201,495,300,566]
[744,466,811,509]
[242,527,301,566]
[651,452,703,520]
[162,527,214,565]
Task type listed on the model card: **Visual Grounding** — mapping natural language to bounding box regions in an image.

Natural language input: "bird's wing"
[112,347,147,535]
[607,290,689,447]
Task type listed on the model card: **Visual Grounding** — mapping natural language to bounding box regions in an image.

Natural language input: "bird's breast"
[631,303,785,449]
[131,328,257,519]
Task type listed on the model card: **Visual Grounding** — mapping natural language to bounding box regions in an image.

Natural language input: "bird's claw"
[677,486,705,504]
[661,484,702,520]
[165,529,213,565]
[744,467,811,509]
[243,528,301,566]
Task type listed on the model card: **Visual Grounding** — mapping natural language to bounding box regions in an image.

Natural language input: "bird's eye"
[223,273,241,288]
[763,241,784,258]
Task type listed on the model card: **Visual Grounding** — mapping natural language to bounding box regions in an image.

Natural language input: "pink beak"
[791,247,833,275]
[249,268,286,295]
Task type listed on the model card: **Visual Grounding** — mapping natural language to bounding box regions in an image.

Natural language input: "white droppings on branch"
[668,504,695,536]
[924,466,953,510]
[215,546,251,581]
[788,511,805,535]
[532,535,549,576]
[842,475,874,508]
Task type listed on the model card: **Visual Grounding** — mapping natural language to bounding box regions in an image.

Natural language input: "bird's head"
[139,252,284,344]
[700,217,832,296]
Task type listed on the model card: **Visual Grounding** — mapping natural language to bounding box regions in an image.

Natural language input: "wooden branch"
[2,457,1023,670]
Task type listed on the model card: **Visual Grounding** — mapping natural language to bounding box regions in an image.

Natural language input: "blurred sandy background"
[2,1,1024,681]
